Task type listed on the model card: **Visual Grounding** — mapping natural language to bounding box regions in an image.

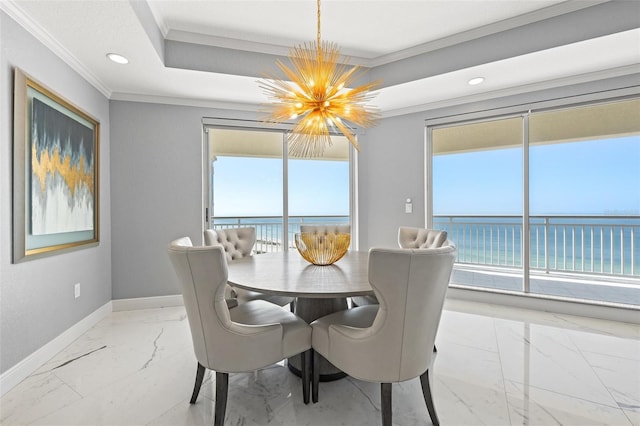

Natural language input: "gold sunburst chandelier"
[260,0,380,157]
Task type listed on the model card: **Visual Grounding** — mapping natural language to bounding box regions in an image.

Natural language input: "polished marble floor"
[1,299,638,426]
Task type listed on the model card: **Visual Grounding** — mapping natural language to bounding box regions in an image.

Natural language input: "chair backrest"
[398,226,447,249]
[168,237,283,372]
[300,224,350,235]
[204,227,256,261]
[367,245,456,382]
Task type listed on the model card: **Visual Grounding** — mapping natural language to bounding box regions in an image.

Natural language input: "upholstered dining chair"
[351,226,448,307]
[311,245,457,426]
[167,237,313,426]
[299,224,351,234]
[398,226,448,249]
[204,228,295,310]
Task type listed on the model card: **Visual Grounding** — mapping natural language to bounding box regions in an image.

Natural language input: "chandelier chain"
[317,0,321,48]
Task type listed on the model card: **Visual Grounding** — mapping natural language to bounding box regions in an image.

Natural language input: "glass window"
[209,129,284,253]
[429,97,640,307]
[433,117,523,292]
[288,136,350,246]
[208,128,352,253]
[529,99,640,304]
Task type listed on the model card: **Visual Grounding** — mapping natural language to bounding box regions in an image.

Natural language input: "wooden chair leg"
[214,372,229,426]
[190,363,205,404]
[302,349,311,404]
[420,369,439,426]
[381,383,392,426]
[312,350,320,403]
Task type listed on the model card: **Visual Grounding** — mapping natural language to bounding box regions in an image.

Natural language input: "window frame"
[202,118,358,250]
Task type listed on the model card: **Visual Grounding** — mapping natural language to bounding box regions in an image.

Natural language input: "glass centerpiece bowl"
[295,232,351,266]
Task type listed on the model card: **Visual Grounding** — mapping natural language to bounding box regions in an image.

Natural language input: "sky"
[212,135,639,218]
[212,157,349,217]
[433,135,640,216]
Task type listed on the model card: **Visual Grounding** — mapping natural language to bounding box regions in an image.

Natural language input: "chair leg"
[302,349,311,404]
[420,369,439,426]
[190,363,205,404]
[381,383,392,426]
[290,299,296,312]
[312,350,320,403]
[214,372,229,426]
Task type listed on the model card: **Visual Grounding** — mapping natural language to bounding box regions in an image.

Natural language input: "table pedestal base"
[287,297,348,382]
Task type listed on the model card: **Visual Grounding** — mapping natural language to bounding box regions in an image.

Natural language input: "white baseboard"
[111,294,184,311]
[0,301,112,397]
[447,286,640,324]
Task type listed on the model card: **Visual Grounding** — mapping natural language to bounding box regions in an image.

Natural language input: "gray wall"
[0,12,112,374]
[109,102,258,299]
[358,114,427,249]
[110,74,639,302]
[359,74,640,249]
[3,3,638,376]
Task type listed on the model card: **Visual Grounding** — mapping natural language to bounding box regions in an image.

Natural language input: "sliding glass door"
[288,136,351,245]
[428,97,640,307]
[206,125,352,252]
[528,99,640,304]
[209,128,284,253]
[432,117,524,292]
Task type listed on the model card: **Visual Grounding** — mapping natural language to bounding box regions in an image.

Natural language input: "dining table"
[227,249,374,381]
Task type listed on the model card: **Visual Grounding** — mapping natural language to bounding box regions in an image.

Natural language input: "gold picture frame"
[13,68,100,262]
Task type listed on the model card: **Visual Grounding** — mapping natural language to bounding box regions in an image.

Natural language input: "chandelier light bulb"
[259,0,380,157]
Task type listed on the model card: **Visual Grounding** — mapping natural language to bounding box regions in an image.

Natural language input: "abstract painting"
[13,69,99,262]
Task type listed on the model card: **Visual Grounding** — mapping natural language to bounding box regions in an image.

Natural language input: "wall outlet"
[74,283,81,299]
[405,203,413,213]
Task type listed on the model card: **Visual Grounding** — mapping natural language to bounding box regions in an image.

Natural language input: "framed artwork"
[13,68,100,262]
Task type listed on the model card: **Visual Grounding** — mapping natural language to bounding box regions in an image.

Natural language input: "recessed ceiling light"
[107,53,129,64]
[468,77,485,86]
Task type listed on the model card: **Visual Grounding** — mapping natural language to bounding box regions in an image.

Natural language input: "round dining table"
[227,250,374,380]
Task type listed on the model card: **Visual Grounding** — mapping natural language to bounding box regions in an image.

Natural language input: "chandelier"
[260,0,380,157]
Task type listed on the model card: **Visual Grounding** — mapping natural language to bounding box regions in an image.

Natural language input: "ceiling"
[3,0,639,116]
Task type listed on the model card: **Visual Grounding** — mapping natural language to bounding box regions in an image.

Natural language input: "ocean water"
[213,216,349,249]
[434,216,640,277]
[213,215,639,276]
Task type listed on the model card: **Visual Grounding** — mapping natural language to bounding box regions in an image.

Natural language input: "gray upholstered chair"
[167,237,313,426]
[398,226,448,249]
[311,245,457,426]
[299,224,350,234]
[204,228,295,310]
[351,226,448,307]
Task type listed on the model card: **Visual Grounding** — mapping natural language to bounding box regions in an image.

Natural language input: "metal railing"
[211,215,349,254]
[434,215,639,277]
[211,214,639,278]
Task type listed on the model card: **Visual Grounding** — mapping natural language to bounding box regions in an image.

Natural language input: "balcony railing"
[212,214,639,279]
[434,215,639,277]
[211,215,349,255]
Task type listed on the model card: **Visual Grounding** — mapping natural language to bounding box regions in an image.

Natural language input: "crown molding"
[143,0,169,38]
[381,64,640,119]
[109,92,261,112]
[166,29,370,67]
[368,0,609,68]
[161,0,609,69]
[1,0,112,98]
[109,65,639,117]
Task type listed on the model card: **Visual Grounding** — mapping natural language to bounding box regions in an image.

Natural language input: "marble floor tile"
[505,380,634,426]
[1,302,637,426]
[495,320,623,407]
